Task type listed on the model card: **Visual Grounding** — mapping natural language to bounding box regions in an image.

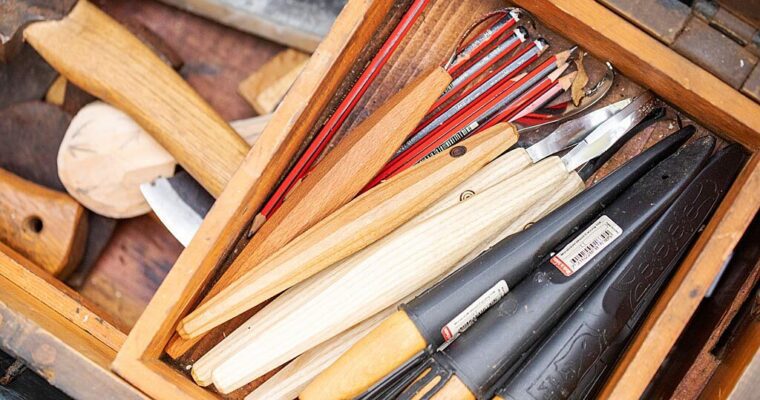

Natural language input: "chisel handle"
[413,147,532,221]
[24,1,248,197]
[179,125,518,338]
[0,168,87,277]
[301,174,585,400]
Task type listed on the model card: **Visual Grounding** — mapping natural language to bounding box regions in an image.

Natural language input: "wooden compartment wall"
[88,0,758,399]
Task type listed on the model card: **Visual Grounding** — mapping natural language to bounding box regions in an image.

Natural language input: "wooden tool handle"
[179,124,517,339]
[414,147,532,222]
[176,67,452,342]
[0,169,87,277]
[301,310,426,400]
[24,0,248,197]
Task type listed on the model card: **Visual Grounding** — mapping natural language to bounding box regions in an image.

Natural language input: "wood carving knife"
[1,0,249,201]
[494,144,745,400]
[178,99,632,342]
[390,136,715,400]
[300,95,670,400]
[166,67,452,357]
[193,95,659,394]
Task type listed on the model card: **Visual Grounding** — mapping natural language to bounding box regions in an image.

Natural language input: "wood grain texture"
[301,310,424,400]
[239,49,310,114]
[58,102,269,218]
[177,67,451,340]
[23,0,249,197]
[113,2,397,398]
[0,242,126,350]
[246,306,394,400]
[303,174,584,400]
[0,274,146,400]
[0,169,86,277]
[96,0,283,121]
[599,154,760,399]
[512,0,760,151]
[180,124,515,338]
[200,159,567,393]
[78,215,182,330]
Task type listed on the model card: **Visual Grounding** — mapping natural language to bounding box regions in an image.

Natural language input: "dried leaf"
[571,52,589,106]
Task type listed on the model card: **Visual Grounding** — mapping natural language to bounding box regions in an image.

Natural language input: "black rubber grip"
[496,144,746,400]
[396,135,715,400]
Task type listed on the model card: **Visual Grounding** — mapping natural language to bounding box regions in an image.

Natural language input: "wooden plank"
[599,154,760,399]
[0,244,126,351]
[238,49,310,114]
[156,0,346,53]
[700,314,760,399]
[112,1,395,399]
[0,274,146,400]
[513,0,760,150]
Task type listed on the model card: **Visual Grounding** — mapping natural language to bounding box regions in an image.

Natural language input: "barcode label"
[550,215,622,276]
[441,280,509,342]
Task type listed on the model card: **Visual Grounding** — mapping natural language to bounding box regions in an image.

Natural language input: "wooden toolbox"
[0,0,758,399]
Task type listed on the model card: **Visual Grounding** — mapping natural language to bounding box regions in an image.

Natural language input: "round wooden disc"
[58,102,177,219]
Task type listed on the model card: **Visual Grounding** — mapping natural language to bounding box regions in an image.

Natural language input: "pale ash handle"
[24,1,248,197]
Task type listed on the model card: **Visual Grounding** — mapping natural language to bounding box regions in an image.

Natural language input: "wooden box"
[57,0,758,399]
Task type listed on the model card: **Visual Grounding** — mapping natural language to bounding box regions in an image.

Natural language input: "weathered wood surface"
[79,216,183,330]
[0,274,147,400]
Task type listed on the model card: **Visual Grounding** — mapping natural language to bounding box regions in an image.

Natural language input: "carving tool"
[392,136,715,400]
[169,68,452,356]
[2,0,249,198]
[495,145,745,400]
[371,48,575,188]
[179,124,518,340]
[194,96,656,394]
[422,69,576,160]
[445,10,522,76]
[302,95,670,400]
[0,168,87,278]
[255,0,431,229]
[179,99,631,340]
[397,40,551,157]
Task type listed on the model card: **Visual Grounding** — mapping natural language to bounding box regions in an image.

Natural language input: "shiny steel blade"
[140,172,214,247]
[561,92,655,171]
[525,98,632,162]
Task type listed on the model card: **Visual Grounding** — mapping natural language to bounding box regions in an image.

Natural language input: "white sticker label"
[441,280,509,341]
[550,215,622,276]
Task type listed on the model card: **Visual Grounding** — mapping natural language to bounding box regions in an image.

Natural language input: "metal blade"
[525,98,632,162]
[140,171,214,246]
[561,92,656,171]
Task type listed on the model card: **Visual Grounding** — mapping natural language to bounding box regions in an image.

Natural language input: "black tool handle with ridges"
[396,136,715,400]
[402,126,695,348]
[496,144,746,400]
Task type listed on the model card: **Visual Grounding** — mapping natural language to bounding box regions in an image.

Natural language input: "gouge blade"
[525,98,632,162]
[140,172,213,246]
[561,92,656,171]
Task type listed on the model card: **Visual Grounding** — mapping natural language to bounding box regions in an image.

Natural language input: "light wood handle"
[301,310,426,400]
[414,147,532,221]
[176,67,452,341]
[425,375,475,400]
[200,159,569,393]
[0,169,87,277]
[304,174,585,399]
[24,0,248,197]
[179,124,517,339]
